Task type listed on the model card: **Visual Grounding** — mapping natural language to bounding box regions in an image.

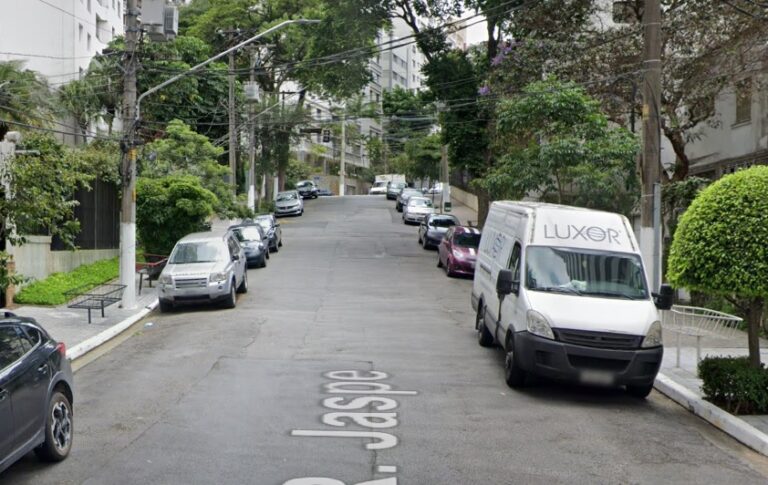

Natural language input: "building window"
[375,93,380,103]
[87,33,92,51]
[117,2,121,16]
[316,108,321,119]
[79,24,84,42]
[735,78,752,125]
[87,0,91,12]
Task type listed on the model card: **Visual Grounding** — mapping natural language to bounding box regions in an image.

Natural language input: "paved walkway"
[449,194,768,438]
[2,273,157,354]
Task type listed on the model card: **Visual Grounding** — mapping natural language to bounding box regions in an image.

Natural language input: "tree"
[0,134,94,248]
[141,120,233,216]
[477,78,639,216]
[667,166,768,368]
[0,61,53,139]
[136,175,217,255]
[57,78,101,144]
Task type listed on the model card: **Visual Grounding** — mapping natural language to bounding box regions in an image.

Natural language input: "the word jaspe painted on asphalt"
[285,370,418,485]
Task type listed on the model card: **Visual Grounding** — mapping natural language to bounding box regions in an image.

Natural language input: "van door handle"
[0,389,8,402]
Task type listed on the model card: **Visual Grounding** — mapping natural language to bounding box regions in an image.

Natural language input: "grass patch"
[15,257,120,306]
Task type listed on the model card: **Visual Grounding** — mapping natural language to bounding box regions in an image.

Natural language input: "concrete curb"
[66,299,158,362]
[654,372,768,456]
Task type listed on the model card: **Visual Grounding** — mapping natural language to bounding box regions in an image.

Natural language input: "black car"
[418,214,460,249]
[252,215,282,253]
[386,182,407,200]
[296,180,319,199]
[0,313,74,474]
[230,223,270,268]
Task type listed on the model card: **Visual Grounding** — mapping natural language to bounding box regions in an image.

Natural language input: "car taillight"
[56,342,66,357]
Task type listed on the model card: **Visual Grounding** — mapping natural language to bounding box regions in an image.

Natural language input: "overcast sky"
[463,15,487,46]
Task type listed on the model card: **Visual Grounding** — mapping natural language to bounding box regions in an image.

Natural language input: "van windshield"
[525,246,648,300]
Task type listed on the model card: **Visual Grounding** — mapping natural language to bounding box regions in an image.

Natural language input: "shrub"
[15,258,119,306]
[699,356,768,414]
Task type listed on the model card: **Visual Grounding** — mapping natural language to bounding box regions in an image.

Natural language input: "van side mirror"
[497,269,518,296]
[653,284,674,310]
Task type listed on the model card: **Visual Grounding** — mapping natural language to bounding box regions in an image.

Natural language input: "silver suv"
[157,231,247,312]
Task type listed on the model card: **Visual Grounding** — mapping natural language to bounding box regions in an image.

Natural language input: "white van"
[470,202,672,398]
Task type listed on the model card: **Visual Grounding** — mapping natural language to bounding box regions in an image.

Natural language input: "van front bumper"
[514,331,662,387]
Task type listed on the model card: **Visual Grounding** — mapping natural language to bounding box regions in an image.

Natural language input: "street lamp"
[119,18,320,309]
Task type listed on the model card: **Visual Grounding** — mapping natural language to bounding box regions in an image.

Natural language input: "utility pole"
[119,0,139,309]
[228,49,237,193]
[247,51,259,212]
[641,0,662,291]
[339,111,346,196]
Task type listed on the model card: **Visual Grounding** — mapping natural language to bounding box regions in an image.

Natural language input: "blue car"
[0,313,74,474]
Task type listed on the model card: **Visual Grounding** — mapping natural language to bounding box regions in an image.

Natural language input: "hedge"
[698,356,768,414]
[14,257,120,306]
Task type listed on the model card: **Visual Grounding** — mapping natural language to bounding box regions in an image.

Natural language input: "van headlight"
[641,321,663,348]
[527,310,554,340]
[158,274,172,285]
[210,272,228,284]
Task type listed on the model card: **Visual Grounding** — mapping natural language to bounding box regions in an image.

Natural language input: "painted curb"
[66,299,158,362]
[654,372,768,456]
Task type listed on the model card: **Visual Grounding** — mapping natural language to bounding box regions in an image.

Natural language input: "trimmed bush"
[14,257,119,306]
[699,356,768,414]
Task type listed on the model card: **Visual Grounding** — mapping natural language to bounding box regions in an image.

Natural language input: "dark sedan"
[396,188,423,212]
[253,214,282,253]
[230,223,270,268]
[437,226,482,277]
[418,214,460,249]
[386,182,407,200]
[0,313,74,474]
[296,180,319,199]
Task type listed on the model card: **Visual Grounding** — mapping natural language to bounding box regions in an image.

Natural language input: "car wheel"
[504,347,527,388]
[266,248,270,260]
[35,391,73,462]
[422,237,429,250]
[237,272,248,294]
[476,305,494,347]
[223,280,237,308]
[272,243,279,253]
[418,233,422,244]
[446,259,456,277]
[159,299,173,313]
[626,383,653,399]
[437,255,443,268]
[278,237,283,248]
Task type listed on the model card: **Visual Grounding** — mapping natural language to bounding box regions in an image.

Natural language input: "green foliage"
[57,78,100,142]
[477,78,639,216]
[699,357,768,414]
[136,175,217,255]
[142,120,236,215]
[3,134,94,247]
[0,252,26,292]
[285,158,312,189]
[390,133,442,183]
[668,167,768,297]
[14,258,119,306]
[0,61,53,139]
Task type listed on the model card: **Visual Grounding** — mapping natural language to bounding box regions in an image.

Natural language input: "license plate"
[579,370,615,386]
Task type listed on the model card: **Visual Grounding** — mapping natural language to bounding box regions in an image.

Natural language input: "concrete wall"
[450,185,479,212]
[8,236,117,283]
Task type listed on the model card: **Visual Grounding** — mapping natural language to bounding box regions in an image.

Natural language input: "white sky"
[464,19,487,46]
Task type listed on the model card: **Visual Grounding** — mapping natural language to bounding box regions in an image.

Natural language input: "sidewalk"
[450,193,768,456]
[3,273,158,362]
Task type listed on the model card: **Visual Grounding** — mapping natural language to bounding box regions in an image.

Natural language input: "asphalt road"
[4,196,768,484]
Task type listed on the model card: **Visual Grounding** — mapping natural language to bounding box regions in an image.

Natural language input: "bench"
[136,254,168,295]
[65,284,126,324]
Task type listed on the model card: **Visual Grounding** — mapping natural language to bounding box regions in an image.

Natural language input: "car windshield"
[525,246,648,300]
[169,241,224,264]
[374,181,387,187]
[255,219,272,231]
[390,183,406,190]
[277,193,297,201]
[236,227,263,241]
[454,232,481,247]
[409,198,432,207]
[431,218,457,227]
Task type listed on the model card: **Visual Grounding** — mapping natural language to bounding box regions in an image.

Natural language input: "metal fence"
[661,305,744,366]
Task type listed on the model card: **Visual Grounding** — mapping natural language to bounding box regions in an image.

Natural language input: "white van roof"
[490,201,638,253]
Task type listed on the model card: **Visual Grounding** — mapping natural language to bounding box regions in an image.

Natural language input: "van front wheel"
[504,349,527,388]
[476,306,494,347]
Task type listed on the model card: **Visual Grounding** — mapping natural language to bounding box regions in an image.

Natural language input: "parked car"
[437,226,481,277]
[253,214,282,252]
[402,197,436,224]
[316,188,333,196]
[229,223,269,268]
[418,214,460,249]
[157,230,248,312]
[296,180,319,199]
[0,313,74,474]
[427,182,445,194]
[369,180,388,195]
[471,201,672,397]
[275,190,304,217]
[386,182,407,200]
[396,188,423,212]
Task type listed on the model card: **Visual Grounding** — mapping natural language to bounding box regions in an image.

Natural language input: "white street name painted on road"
[285,370,418,485]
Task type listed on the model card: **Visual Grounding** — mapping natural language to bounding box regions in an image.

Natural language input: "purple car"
[437,226,481,277]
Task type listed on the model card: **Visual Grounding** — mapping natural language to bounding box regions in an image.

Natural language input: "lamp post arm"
[135,19,318,120]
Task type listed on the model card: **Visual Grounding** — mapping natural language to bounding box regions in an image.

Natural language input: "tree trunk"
[747,298,763,368]
[476,188,490,229]
[666,129,691,181]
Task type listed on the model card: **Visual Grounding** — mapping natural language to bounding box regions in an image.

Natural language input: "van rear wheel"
[476,306,494,347]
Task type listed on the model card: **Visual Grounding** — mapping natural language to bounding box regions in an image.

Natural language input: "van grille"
[554,329,642,350]
[175,278,208,289]
[568,355,630,372]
